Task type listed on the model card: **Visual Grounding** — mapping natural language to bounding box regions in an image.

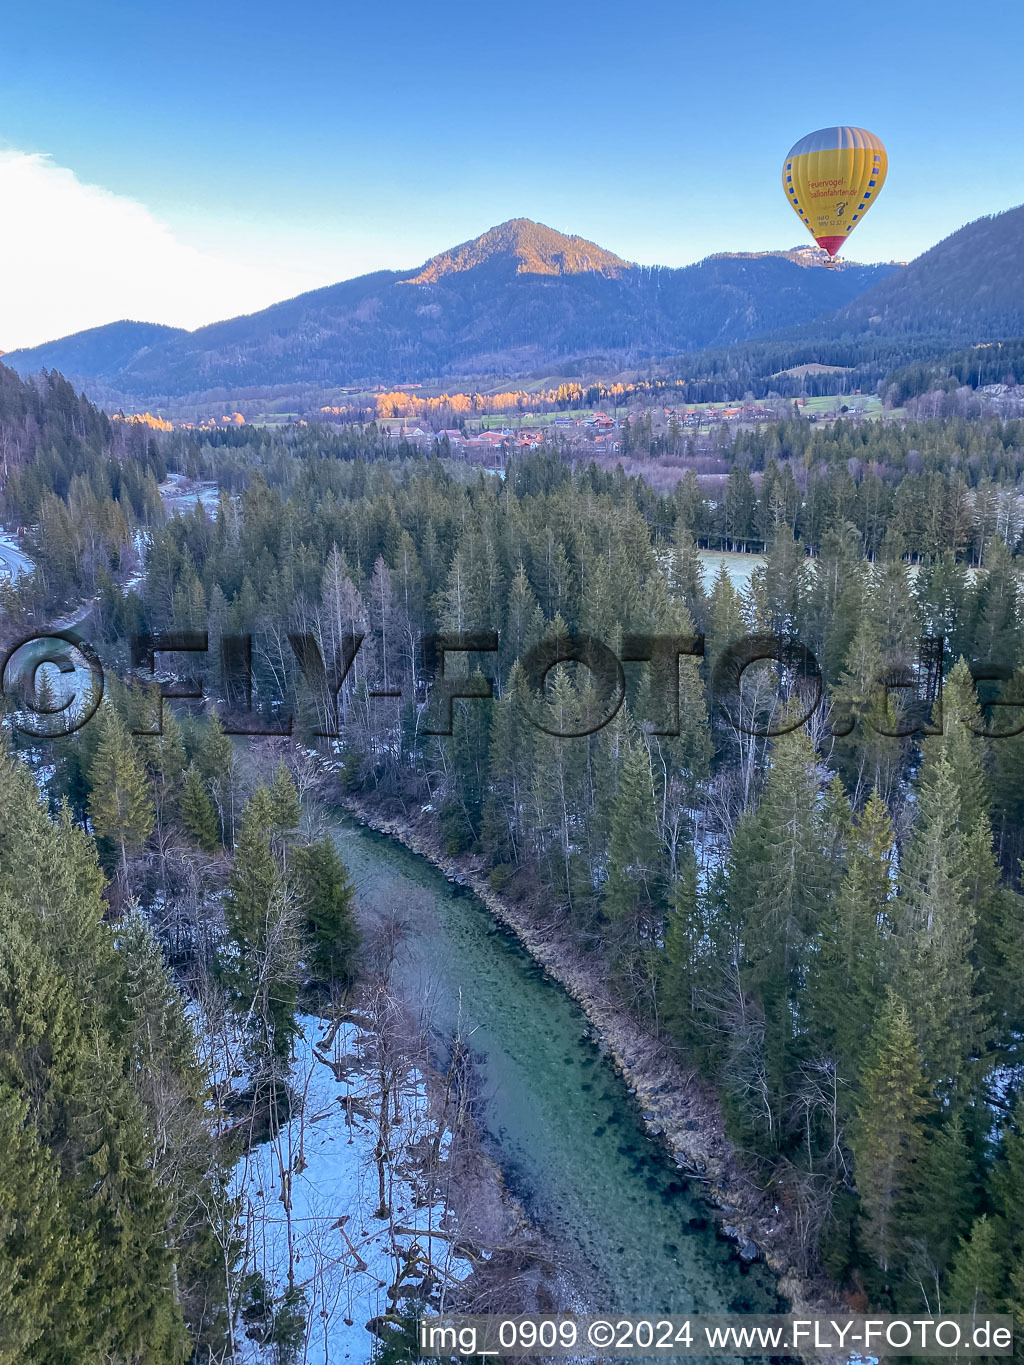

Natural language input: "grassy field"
[799,394,887,418]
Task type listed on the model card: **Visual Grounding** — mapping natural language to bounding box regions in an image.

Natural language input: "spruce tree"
[850,991,930,1290]
[894,750,988,1107]
[658,851,716,1054]
[0,745,220,1361]
[225,786,298,1066]
[946,1216,1005,1315]
[907,1114,976,1290]
[723,726,830,1141]
[1007,1257,1024,1355]
[483,659,537,869]
[87,703,154,880]
[0,1085,71,1364]
[529,658,592,924]
[604,739,665,946]
[920,660,1019,1049]
[294,838,359,987]
[991,1101,1024,1291]
[808,789,893,1089]
[225,786,278,947]
[180,763,219,851]
[195,712,237,844]
[501,562,544,671]
[269,761,301,838]
[668,524,707,630]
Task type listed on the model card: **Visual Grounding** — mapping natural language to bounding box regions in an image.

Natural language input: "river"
[327,812,783,1323]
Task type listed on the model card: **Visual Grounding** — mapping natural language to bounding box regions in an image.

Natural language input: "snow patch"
[234,1013,472,1363]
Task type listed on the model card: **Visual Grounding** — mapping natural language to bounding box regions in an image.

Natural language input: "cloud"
[0,150,321,352]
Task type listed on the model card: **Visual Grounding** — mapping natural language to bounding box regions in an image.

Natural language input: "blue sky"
[1,0,1022,348]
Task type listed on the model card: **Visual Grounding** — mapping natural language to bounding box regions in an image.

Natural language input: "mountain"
[405,218,630,281]
[4,320,187,381]
[3,219,897,400]
[819,203,1024,340]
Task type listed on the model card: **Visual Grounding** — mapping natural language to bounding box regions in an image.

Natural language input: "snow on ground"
[234,1013,472,1364]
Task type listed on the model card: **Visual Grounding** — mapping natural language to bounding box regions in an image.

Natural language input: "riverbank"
[225,1005,564,1361]
[338,793,845,1326]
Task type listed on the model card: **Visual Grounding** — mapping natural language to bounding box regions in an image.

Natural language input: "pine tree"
[180,764,219,851]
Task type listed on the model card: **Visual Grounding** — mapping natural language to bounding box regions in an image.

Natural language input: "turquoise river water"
[328,814,783,1327]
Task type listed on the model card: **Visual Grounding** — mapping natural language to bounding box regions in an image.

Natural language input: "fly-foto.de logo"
[2,627,1021,743]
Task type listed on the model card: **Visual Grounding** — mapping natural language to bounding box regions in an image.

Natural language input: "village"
[388,396,846,465]
[110,388,887,452]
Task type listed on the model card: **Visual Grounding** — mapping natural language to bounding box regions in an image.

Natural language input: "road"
[0,535,33,583]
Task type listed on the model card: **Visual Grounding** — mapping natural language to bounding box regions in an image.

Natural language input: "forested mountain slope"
[821,203,1024,340]
[1,321,187,380]
[3,220,896,397]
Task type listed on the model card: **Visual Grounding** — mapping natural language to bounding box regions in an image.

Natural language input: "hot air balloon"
[783,126,887,262]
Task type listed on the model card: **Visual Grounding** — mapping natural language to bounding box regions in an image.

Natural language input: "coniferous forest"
[2,359,1024,1359]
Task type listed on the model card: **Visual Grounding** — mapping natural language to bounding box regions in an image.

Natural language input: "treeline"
[700,416,1024,560]
[661,334,976,402]
[178,411,1024,564]
[885,339,1024,405]
[366,377,757,426]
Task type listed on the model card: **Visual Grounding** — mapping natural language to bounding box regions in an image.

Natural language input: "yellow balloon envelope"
[783,126,887,257]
